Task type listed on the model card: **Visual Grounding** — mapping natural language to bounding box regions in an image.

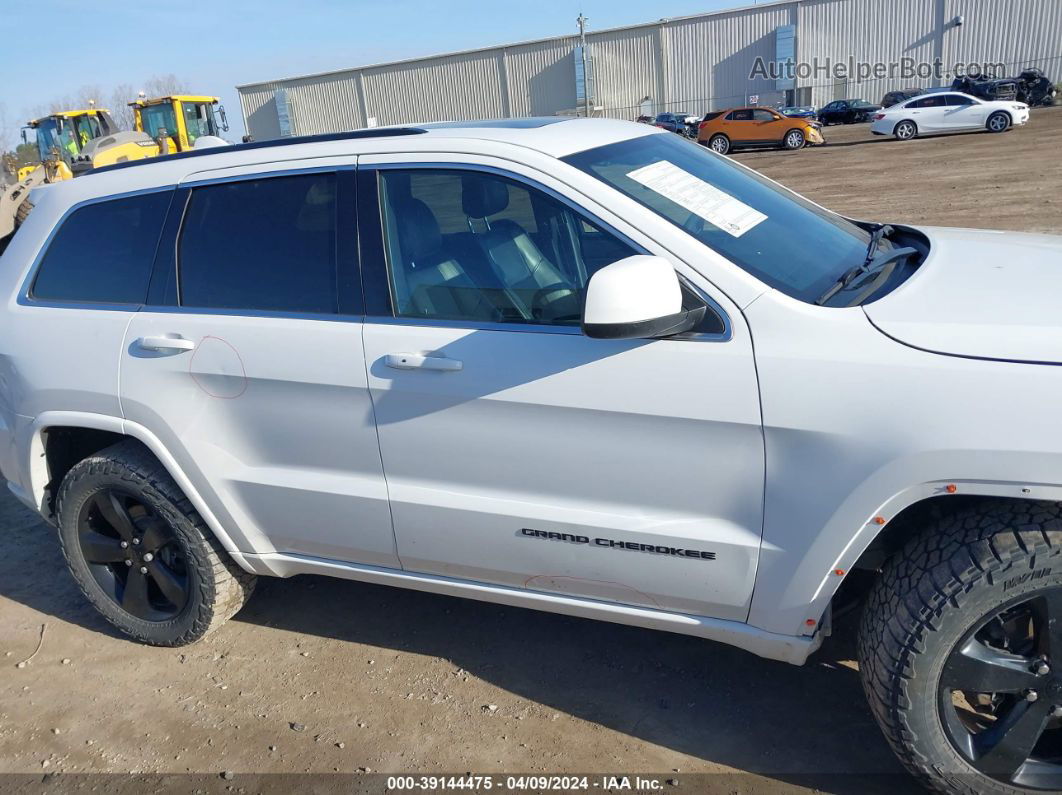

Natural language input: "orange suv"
[697,107,824,155]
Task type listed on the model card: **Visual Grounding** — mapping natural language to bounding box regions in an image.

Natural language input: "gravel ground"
[732,105,1062,235]
[2,107,1060,795]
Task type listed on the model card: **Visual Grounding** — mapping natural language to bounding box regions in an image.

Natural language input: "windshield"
[34,117,79,161]
[71,115,102,148]
[562,133,872,302]
[34,119,60,161]
[140,103,178,139]
[181,102,218,144]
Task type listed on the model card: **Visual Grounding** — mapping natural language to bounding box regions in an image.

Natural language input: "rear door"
[120,161,399,566]
[907,95,947,132]
[356,156,766,621]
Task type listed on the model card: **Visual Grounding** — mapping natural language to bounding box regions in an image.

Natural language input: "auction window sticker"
[626,160,767,238]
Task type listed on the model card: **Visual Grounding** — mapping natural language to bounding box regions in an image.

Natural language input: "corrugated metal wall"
[238,0,1061,139]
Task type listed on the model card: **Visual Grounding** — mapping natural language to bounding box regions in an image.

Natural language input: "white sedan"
[871,91,1030,140]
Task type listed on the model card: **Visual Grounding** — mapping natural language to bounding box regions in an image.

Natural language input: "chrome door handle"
[385,353,462,372]
[138,335,196,352]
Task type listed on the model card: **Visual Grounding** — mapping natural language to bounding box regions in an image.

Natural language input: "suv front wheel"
[860,501,1062,793]
[56,440,255,646]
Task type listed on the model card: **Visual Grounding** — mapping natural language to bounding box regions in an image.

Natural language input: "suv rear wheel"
[859,501,1062,793]
[56,440,255,646]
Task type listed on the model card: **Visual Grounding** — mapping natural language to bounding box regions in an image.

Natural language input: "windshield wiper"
[841,246,919,307]
[815,224,893,305]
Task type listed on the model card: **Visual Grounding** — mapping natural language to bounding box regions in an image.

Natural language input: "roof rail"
[88,127,427,176]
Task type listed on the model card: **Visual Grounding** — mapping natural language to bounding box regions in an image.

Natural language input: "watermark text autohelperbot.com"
[750,56,1008,83]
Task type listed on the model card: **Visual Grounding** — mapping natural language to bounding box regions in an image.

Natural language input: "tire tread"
[55,439,255,646]
[859,500,1062,794]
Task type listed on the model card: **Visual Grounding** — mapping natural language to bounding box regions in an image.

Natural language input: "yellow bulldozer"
[1,95,228,244]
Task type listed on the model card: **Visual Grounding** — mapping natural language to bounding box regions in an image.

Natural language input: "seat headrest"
[461,175,509,218]
[393,198,441,263]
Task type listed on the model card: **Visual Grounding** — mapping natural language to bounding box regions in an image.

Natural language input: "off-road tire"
[56,439,255,646]
[859,501,1062,794]
[15,196,33,226]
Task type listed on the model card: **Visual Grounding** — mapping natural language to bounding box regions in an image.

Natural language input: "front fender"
[743,290,1062,638]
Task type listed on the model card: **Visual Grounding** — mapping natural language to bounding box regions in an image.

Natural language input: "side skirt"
[246,551,820,665]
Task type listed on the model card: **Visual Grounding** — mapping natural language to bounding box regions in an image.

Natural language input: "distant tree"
[141,74,190,98]
[0,102,12,154]
[22,75,194,140]
[50,84,104,112]
[109,83,136,131]
[14,142,38,166]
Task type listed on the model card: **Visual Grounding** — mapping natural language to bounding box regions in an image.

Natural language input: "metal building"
[238,0,1061,139]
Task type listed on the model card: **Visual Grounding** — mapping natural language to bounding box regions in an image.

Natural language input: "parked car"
[818,98,882,124]
[697,106,823,154]
[880,88,922,108]
[953,67,1057,106]
[5,117,1062,795]
[871,91,1030,140]
[653,111,696,137]
[776,105,818,118]
[951,74,1019,102]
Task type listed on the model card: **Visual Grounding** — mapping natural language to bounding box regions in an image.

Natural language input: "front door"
[941,94,986,131]
[120,165,399,567]
[357,160,765,621]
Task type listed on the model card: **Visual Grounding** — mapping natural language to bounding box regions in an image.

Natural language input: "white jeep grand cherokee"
[1,118,1060,793]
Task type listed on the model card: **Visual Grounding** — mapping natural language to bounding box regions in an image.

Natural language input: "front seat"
[391,197,496,321]
[460,175,578,321]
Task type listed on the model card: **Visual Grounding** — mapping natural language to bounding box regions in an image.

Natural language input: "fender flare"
[792,478,1062,637]
[23,411,258,573]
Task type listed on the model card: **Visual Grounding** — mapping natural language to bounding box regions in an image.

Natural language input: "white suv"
[2,118,1061,794]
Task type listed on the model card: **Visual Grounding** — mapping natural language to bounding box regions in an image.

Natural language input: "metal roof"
[235,0,799,90]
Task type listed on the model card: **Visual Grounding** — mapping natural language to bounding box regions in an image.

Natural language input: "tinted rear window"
[177,173,338,313]
[31,191,171,304]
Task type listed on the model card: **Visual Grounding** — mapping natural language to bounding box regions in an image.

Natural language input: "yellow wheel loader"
[128,94,229,154]
[1,96,228,247]
[1,108,116,243]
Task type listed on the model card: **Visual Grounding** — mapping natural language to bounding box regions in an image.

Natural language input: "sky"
[0,0,747,143]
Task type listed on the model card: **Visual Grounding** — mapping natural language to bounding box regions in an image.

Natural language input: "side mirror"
[581,255,706,340]
[218,105,230,132]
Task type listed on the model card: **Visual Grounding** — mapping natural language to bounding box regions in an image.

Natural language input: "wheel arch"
[708,133,730,150]
[807,484,1062,636]
[894,118,918,136]
[987,109,1013,129]
[782,128,806,148]
[25,411,257,572]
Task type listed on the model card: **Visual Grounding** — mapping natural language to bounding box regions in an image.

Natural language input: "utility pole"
[577,12,590,117]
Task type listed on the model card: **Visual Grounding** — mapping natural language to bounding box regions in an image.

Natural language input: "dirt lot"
[732,105,1062,234]
[1,108,1060,795]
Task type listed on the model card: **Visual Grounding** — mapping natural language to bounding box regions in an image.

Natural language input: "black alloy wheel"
[77,487,191,621]
[940,590,1062,789]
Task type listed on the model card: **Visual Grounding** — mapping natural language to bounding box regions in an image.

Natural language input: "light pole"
[577,12,590,117]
